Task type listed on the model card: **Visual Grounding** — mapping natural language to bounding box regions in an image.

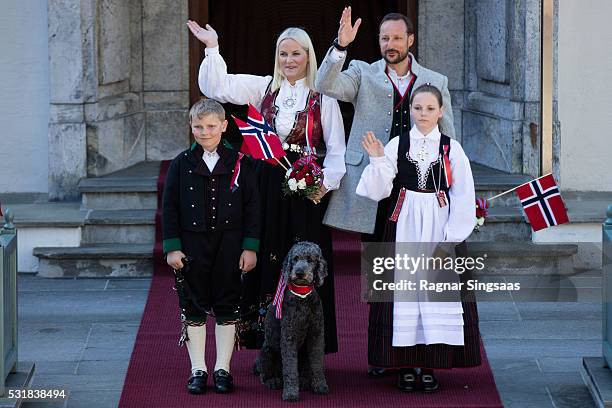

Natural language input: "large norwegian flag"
[232,104,286,164]
[515,174,569,231]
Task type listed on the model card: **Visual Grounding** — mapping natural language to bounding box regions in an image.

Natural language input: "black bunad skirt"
[242,152,338,353]
[367,211,481,369]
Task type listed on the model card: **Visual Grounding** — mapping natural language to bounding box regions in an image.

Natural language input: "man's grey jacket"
[315,49,455,234]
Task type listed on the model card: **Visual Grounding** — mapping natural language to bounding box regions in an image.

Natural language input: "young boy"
[162,98,260,395]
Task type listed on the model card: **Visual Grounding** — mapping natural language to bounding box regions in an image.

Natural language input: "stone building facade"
[2,0,611,200]
[47,0,190,200]
[419,0,551,178]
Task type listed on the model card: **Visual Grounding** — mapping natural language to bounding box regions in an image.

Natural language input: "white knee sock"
[214,323,236,372]
[186,325,207,374]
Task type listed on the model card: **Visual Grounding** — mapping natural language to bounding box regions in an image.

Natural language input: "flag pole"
[274,158,289,172]
[487,173,552,202]
[282,156,292,169]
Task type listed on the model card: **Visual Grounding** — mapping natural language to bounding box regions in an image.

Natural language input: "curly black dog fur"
[254,241,329,401]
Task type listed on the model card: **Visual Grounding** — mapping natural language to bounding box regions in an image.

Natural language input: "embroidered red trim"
[389,187,407,222]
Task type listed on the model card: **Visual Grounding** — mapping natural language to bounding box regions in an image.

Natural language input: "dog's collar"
[272,276,315,319]
[287,282,314,298]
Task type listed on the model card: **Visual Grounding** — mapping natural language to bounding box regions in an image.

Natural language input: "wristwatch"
[332,38,348,52]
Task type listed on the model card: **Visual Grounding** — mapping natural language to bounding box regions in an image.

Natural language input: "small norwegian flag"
[272,273,286,319]
[515,174,569,231]
[232,104,286,164]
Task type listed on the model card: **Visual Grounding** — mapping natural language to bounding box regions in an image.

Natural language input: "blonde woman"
[188,21,346,354]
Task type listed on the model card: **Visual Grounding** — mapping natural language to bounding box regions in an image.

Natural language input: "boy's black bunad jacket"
[162,140,260,254]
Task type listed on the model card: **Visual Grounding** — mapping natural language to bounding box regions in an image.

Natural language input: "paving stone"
[29,373,124,391]
[18,323,92,362]
[18,275,108,293]
[493,380,554,408]
[26,361,78,375]
[64,390,120,408]
[21,401,66,408]
[80,346,135,362]
[75,360,128,376]
[511,287,602,302]
[507,274,601,288]
[515,302,602,320]
[19,290,148,323]
[104,278,152,291]
[480,320,601,340]
[85,323,139,349]
[537,357,585,373]
[484,339,602,359]
[547,384,597,408]
[475,301,522,321]
[80,323,139,361]
[488,357,540,374]
[16,277,149,408]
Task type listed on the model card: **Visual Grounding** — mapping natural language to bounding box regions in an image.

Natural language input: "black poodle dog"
[254,241,328,401]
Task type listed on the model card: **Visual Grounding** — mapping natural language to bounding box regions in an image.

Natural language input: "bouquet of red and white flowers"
[474,197,489,232]
[282,155,323,198]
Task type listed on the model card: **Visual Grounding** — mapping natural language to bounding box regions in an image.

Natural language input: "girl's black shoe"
[421,373,440,393]
[397,368,418,392]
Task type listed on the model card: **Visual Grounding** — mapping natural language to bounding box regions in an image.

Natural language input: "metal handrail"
[0,209,18,397]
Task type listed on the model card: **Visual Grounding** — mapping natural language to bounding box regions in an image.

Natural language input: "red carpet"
[118,162,503,408]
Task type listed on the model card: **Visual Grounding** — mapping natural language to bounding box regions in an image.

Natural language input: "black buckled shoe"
[213,369,234,394]
[397,368,418,392]
[187,370,207,394]
[421,373,440,393]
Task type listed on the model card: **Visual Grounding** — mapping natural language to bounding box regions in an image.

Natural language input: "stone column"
[142,0,190,161]
[48,0,90,199]
[47,0,189,200]
[459,0,556,177]
[418,0,466,143]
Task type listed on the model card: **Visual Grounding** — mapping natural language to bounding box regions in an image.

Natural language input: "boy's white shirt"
[202,148,220,172]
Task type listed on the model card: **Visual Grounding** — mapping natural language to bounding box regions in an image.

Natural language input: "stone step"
[472,163,532,207]
[81,209,156,244]
[467,206,531,242]
[467,241,579,275]
[78,161,160,210]
[0,362,36,408]
[33,244,153,278]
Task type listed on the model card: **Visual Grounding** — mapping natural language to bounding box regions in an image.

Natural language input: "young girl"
[356,84,480,392]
